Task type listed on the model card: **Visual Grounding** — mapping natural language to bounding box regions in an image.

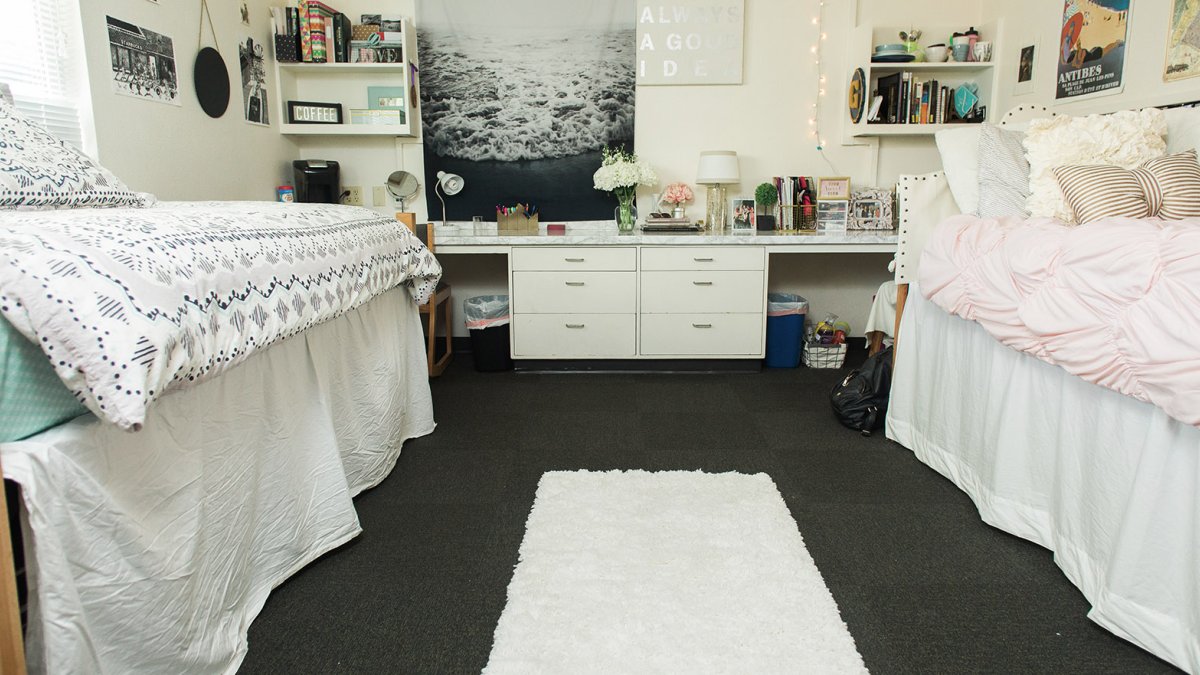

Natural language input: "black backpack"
[830,346,893,436]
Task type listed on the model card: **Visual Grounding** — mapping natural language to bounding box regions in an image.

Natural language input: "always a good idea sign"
[636,1,744,85]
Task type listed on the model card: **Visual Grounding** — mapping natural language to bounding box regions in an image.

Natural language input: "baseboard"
[452,336,868,371]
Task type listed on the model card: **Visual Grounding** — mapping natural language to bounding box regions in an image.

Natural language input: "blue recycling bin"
[764,293,808,368]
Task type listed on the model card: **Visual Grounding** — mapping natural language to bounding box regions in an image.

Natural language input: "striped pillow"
[1053,150,1200,224]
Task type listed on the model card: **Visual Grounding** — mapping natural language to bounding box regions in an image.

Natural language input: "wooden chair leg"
[1,458,27,675]
[440,295,452,369]
[893,283,909,368]
[425,302,437,376]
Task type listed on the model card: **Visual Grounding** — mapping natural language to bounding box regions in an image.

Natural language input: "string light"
[809,0,826,150]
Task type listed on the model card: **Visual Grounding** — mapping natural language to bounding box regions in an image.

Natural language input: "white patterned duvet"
[0,201,441,431]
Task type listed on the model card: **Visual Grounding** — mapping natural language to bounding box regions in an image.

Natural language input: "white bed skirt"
[888,286,1200,674]
[2,288,435,674]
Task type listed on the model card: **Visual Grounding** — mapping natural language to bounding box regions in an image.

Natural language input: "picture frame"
[1014,43,1037,95]
[367,86,406,113]
[730,197,755,230]
[817,176,851,201]
[286,100,342,124]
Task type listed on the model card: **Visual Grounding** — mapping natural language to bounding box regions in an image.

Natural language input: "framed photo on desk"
[730,197,755,230]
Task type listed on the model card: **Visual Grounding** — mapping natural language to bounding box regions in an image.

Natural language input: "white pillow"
[1023,108,1167,223]
[934,126,982,215]
[976,124,1030,219]
[0,98,152,210]
[1165,105,1200,155]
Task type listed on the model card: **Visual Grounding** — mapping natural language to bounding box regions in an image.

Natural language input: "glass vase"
[614,188,637,232]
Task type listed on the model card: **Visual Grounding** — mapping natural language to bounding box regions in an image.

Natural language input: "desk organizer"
[498,205,538,234]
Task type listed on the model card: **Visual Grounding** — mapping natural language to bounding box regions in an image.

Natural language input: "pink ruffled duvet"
[919,214,1200,427]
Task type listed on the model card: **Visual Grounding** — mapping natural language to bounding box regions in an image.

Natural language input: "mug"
[973,41,992,62]
[951,43,971,62]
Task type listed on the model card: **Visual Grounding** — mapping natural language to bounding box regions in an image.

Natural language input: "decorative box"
[351,24,378,41]
[349,108,403,125]
[274,34,300,63]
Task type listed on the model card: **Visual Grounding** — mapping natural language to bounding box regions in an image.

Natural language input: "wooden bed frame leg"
[0,457,27,675]
[894,283,909,368]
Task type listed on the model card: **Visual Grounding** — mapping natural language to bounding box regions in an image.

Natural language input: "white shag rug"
[483,470,867,674]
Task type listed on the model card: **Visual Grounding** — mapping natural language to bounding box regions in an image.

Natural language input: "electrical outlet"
[344,186,364,206]
[373,185,388,206]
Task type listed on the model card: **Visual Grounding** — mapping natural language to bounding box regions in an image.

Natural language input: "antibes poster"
[416,0,636,221]
[1056,0,1129,100]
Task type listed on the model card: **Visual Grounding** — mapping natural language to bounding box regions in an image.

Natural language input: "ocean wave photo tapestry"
[416,0,636,221]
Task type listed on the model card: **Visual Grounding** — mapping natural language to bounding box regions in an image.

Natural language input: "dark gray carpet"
[239,357,1180,674]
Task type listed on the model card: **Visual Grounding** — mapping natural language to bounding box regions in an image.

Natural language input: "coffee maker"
[292,160,340,203]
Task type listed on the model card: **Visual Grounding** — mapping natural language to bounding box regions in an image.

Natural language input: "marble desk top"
[434,220,898,249]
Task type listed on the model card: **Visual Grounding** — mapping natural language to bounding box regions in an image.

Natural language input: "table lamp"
[696,151,739,232]
[435,170,465,227]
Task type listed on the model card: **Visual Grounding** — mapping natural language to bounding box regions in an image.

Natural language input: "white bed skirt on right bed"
[888,285,1200,674]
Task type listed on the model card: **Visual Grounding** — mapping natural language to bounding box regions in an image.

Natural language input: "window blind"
[0,0,85,150]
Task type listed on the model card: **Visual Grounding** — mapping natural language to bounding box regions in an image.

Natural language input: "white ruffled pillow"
[1023,108,1167,223]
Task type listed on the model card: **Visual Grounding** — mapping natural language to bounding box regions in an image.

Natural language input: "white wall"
[81,0,1016,339]
[78,0,298,200]
[987,0,1200,117]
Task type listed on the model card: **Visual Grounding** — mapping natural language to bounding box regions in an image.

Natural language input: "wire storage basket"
[803,343,847,368]
[777,204,818,232]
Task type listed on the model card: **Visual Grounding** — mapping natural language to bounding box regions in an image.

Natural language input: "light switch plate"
[373,186,388,206]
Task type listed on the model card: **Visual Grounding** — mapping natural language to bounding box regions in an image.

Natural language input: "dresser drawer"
[513,271,636,314]
[512,314,636,358]
[640,313,764,356]
[512,247,636,271]
[640,246,765,271]
[640,271,764,314]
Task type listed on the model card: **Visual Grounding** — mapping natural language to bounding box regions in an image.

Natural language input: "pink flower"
[662,182,694,205]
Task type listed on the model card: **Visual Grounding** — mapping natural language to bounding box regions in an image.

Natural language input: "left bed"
[0,98,442,673]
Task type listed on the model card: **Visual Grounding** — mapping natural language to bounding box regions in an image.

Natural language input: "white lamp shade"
[436,170,465,196]
[696,151,739,184]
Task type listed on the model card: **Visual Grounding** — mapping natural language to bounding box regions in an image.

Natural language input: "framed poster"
[1056,0,1130,100]
[636,0,744,85]
[1165,0,1200,81]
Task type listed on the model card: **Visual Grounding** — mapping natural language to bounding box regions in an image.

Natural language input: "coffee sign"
[636,1,744,85]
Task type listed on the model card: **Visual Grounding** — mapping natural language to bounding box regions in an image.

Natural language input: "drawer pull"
[692,281,713,286]
[692,323,713,329]
[693,257,714,262]
[565,281,585,287]
[564,257,586,262]
[565,323,586,329]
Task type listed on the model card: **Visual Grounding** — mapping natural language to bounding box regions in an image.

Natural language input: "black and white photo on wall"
[239,37,269,125]
[106,16,180,106]
[416,0,636,221]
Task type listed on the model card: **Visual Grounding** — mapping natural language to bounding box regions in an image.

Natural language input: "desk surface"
[434,221,897,254]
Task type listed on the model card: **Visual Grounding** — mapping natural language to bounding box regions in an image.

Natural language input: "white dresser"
[434,223,897,361]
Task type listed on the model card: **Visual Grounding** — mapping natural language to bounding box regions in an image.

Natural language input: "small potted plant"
[754,182,778,231]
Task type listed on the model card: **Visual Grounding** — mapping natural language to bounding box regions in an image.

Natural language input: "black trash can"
[464,295,513,372]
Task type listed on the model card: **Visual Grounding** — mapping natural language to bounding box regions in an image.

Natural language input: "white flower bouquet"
[592,146,657,194]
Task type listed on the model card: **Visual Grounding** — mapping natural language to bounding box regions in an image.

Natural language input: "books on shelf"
[867,69,980,126]
[272,4,400,65]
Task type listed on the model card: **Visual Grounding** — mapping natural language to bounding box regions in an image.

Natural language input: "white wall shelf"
[845,21,1002,139]
[272,19,418,137]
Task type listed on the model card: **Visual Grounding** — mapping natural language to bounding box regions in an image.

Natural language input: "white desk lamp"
[435,170,464,227]
[695,151,739,232]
